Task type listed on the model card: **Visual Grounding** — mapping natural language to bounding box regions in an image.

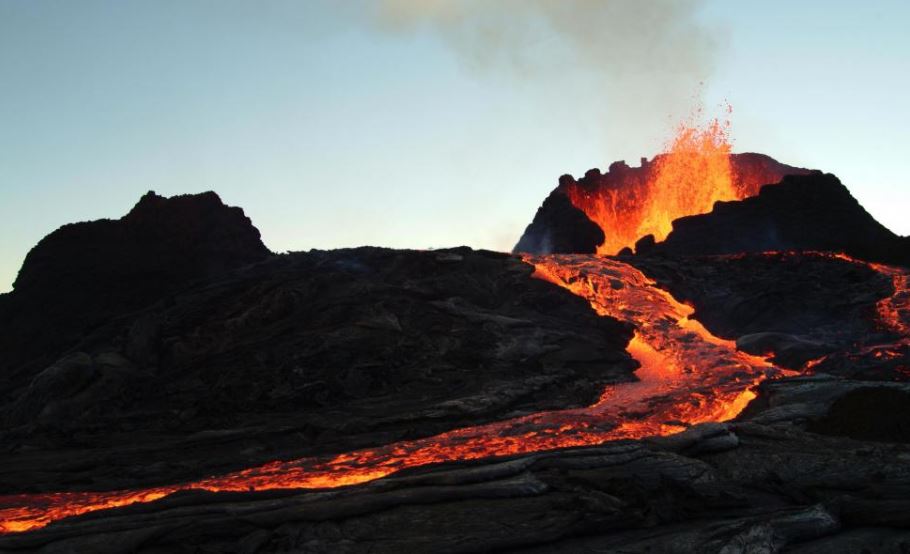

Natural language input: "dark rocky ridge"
[12,190,271,297]
[12,190,271,294]
[514,153,811,255]
[647,172,910,266]
[0,191,272,392]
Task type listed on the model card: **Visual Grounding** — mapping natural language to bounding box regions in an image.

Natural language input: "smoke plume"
[374,0,725,156]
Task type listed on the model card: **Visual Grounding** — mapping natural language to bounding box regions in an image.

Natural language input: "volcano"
[1,148,910,551]
[515,152,812,255]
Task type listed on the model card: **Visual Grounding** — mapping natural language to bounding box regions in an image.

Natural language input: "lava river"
[0,254,873,534]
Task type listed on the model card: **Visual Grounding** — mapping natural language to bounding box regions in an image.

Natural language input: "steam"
[374,0,725,156]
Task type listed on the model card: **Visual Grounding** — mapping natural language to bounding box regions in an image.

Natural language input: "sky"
[1,0,909,293]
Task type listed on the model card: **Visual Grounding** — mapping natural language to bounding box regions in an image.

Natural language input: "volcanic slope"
[0,192,639,495]
[3,182,910,551]
[2,250,910,552]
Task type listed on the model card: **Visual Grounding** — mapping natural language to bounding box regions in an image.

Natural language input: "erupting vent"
[561,116,810,254]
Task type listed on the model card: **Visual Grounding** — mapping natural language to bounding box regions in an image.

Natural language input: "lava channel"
[0,255,806,534]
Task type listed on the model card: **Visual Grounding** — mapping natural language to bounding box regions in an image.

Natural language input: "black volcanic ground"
[2,165,910,552]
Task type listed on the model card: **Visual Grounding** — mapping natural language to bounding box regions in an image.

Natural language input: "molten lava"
[566,118,734,254]
[870,262,910,342]
[2,253,907,535]
[848,257,910,370]
[563,117,808,254]
[0,256,778,534]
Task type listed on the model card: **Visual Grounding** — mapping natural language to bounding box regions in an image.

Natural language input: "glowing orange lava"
[0,256,779,535]
[745,251,910,365]
[852,257,910,369]
[563,113,805,255]
[4,253,907,535]
[870,262,910,342]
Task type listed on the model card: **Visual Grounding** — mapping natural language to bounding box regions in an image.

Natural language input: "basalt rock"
[13,190,270,294]
[651,172,910,266]
[513,186,604,254]
[807,386,910,443]
[0,191,272,388]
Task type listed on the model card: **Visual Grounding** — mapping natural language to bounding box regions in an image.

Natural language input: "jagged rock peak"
[126,190,229,218]
[13,190,272,293]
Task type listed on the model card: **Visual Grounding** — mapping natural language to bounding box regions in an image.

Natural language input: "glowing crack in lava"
[870,262,910,343]
[1,254,883,534]
[845,257,910,368]
[564,114,807,255]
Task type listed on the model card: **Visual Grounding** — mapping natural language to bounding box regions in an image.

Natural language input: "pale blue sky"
[1,1,908,292]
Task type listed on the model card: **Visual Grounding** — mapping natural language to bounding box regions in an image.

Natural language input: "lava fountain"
[563,112,810,254]
[0,256,781,534]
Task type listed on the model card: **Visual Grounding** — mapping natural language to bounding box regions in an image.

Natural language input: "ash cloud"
[374,0,726,155]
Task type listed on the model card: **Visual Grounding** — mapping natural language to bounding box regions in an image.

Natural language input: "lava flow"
[0,256,782,534]
[564,115,809,254]
[870,262,910,342]
[849,257,910,370]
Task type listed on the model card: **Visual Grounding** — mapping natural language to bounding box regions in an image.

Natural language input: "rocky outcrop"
[651,172,910,265]
[0,191,272,393]
[513,186,605,254]
[12,190,271,296]
[808,386,910,443]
